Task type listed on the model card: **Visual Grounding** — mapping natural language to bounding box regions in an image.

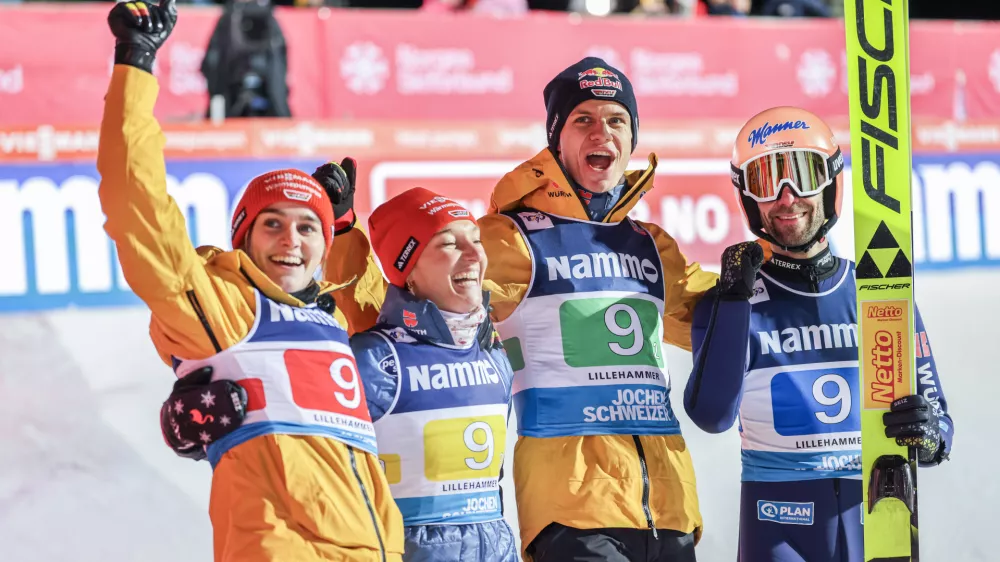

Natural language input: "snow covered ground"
[0,268,993,562]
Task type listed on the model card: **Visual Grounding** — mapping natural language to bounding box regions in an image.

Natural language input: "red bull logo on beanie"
[578,67,620,80]
[578,67,623,91]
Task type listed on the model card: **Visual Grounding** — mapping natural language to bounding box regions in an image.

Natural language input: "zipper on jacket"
[349,446,387,562]
[631,435,658,540]
[604,182,644,222]
[186,291,222,353]
[807,268,820,293]
[687,295,721,408]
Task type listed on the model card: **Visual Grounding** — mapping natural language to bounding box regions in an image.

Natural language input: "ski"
[844,0,919,560]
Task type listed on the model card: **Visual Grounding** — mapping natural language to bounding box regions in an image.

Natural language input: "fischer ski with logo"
[844,0,919,560]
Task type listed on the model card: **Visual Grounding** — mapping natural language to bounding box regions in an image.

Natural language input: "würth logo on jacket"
[403,310,418,328]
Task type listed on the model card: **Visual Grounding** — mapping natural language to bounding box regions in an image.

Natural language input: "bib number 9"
[605,304,643,356]
[284,349,370,419]
[424,415,506,481]
[812,374,851,424]
[463,421,494,470]
[560,298,664,368]
[771,367,860,436]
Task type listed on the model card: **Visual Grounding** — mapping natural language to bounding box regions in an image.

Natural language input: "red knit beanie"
[231,169,335,250]
[368,187,476,287]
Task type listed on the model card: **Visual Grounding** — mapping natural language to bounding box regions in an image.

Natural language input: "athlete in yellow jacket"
[328,57,718,561]
[97,2,402,560]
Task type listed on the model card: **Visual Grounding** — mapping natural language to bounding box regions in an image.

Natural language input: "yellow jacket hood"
[488,148,659,222]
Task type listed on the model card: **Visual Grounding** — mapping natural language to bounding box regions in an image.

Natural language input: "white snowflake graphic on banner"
[340,41,390,95]
[988,49,1000,93]
[797,49,836,98]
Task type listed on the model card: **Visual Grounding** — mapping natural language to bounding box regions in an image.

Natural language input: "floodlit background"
[2,1,998,560]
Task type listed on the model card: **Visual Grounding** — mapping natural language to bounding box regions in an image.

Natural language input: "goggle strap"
[827,147,844,178]
[730,161,745,191]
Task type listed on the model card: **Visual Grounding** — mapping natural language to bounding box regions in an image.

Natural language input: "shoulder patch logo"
[518,211,554,231]
[749,278,770,304]
[377,355,397,376]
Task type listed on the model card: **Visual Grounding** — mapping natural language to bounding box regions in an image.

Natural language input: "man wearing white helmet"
[682,106,955,561]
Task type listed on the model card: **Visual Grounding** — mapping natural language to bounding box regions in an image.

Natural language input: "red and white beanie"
[230,169,335,250]
[368,187,476,287]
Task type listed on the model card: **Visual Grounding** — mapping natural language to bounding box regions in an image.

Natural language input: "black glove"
[718,241,765,300]
[883,394,945,464]
[313,158,357,235]
[107,0,178,74]
[477,305,503,352]
[159,366,247,461]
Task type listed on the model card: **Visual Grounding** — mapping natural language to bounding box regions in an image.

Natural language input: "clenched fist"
[108,0,178,73]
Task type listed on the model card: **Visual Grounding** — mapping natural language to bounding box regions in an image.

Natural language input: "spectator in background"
[201,0,292,117]
[701,0,749,15]
[421,0,528,16]
[759,0,830,17]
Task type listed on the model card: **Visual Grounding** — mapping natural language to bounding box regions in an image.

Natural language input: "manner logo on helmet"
[283,189,312,202]
[591,89,618,98]
[748,120,811,148]
[448,209,471,218]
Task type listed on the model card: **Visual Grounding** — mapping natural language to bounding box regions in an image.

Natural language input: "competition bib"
[498,210,679,438]
[740,266,862,481]
[371,330,510,525]
[174,291,378,466]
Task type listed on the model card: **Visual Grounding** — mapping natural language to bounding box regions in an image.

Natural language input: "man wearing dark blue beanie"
[473,56,713,562]
[542,57,640,223]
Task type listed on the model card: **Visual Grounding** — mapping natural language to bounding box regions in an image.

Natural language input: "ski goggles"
[731,147,844,203]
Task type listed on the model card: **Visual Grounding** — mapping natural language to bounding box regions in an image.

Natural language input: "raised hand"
[107,0,178,73]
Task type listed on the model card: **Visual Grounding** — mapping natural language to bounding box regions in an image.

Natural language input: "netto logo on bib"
[395,237,420,272]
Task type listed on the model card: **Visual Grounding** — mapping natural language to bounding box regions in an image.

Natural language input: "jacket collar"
[487,147,658,222]
[197,245,356,307]
[377,284,491,347]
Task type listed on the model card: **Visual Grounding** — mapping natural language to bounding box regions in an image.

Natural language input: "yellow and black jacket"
[97,65,403,562]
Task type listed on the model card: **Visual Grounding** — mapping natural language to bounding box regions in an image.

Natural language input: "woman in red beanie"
[355,187,517,561]
[97,2,403,560]
[160,187,518,562]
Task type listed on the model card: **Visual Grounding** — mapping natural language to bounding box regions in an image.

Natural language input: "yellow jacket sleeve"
[640,221,719,351]
[97,66,253,363]
[323,225,388,334]
[478,213,532,323]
